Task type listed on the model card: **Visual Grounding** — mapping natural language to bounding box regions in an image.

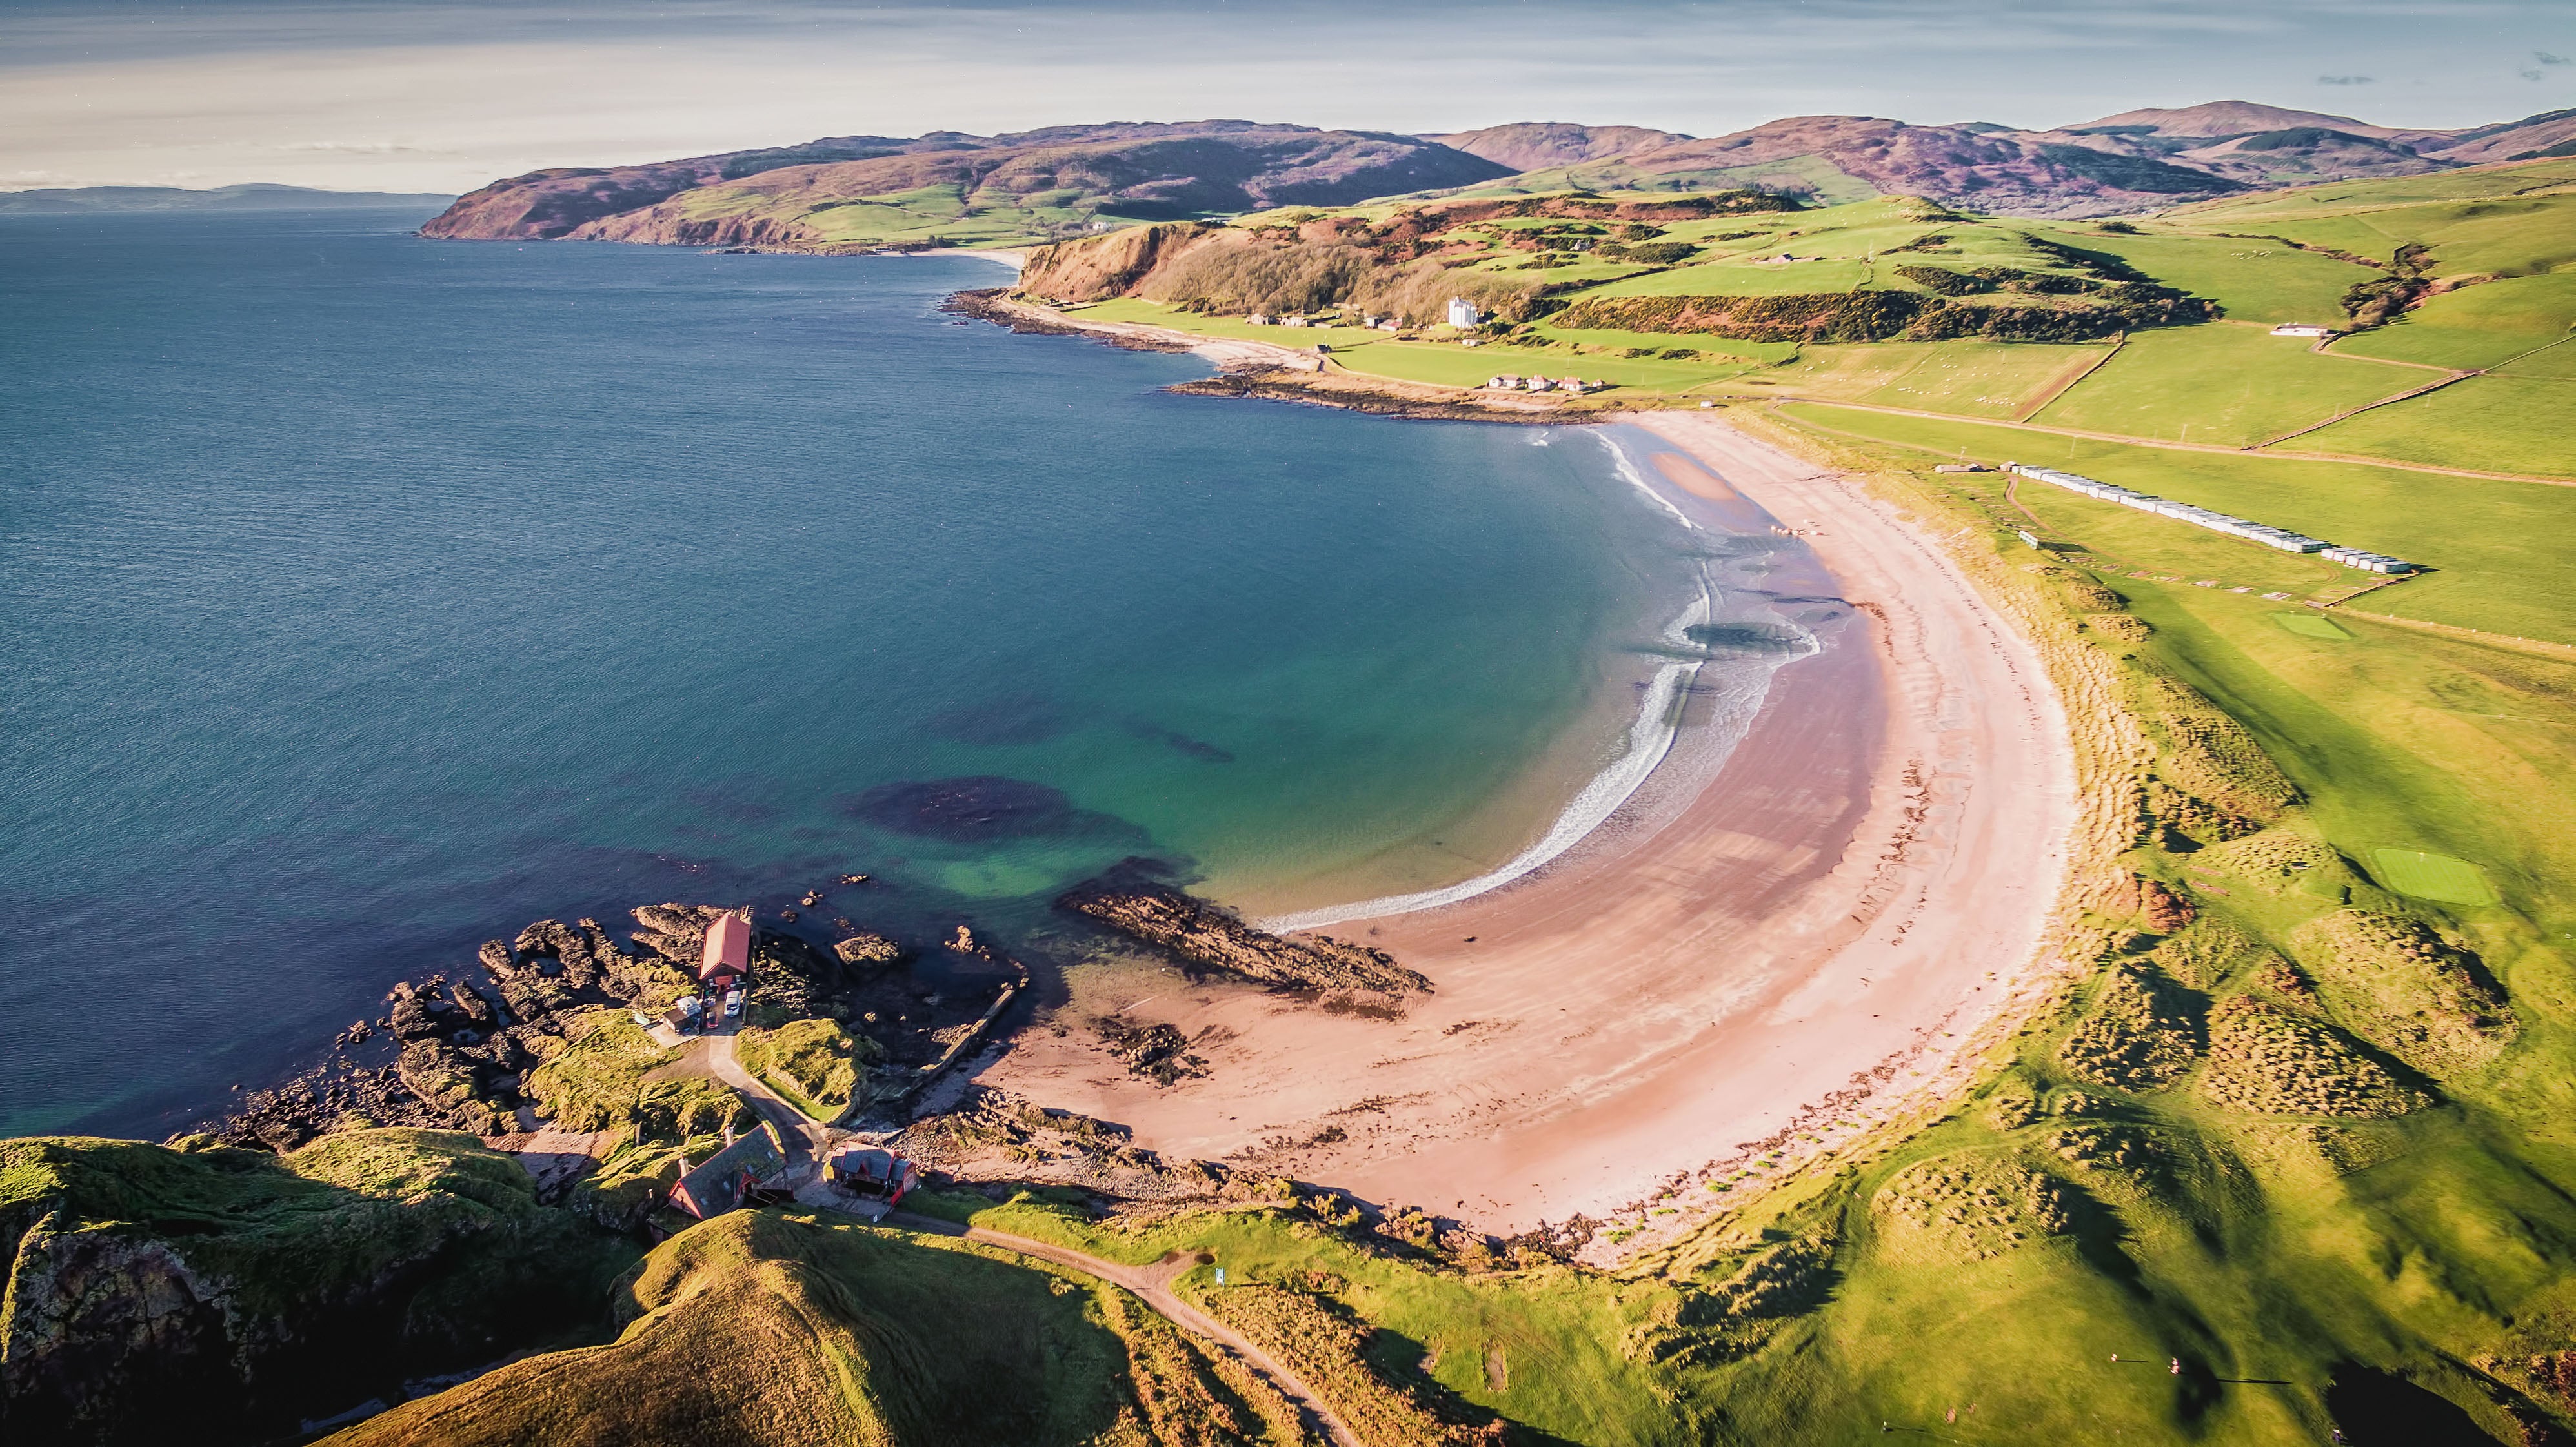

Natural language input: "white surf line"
[1256,631,1707,933]
[1597,428,1701,534]
[1259,434,1752,933]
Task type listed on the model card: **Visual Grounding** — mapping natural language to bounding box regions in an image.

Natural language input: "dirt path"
[890,1212,1361,1447]
[706,1031,834,1168]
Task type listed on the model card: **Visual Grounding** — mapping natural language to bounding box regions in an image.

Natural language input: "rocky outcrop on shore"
[940,287,1192,349]
[201,891,1023,1155]
[1058,878,1429,995]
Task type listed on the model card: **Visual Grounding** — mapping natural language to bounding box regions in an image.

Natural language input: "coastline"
[1253,426,1814,933]
[944,289,1611,425]
[971,410,2078,1244]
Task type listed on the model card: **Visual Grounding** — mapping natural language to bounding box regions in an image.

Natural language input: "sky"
[5,0,2573,193]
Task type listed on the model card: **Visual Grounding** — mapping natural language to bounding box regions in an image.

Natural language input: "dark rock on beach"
[1057,877,1430,995]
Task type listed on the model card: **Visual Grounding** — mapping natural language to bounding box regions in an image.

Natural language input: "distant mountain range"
[0,183,457,214]
[397,99,2576,250]
[1433,101,2576,213]
[419,123,1514,247]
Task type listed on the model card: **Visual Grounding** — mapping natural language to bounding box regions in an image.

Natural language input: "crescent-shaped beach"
[973,412,2079,1239]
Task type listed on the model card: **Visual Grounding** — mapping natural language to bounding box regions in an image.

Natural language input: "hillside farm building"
[2271,323,2338,338]
[829,1146,920,1206]
[1445,298,1483,329]
[1482,374,1604,394]
[669,1122,789,1219]
[2006,463,2417,574]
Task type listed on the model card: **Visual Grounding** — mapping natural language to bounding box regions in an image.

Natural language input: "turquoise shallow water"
[0,210,1723,1136]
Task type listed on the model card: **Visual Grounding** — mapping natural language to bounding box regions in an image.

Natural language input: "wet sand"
[972,413,2076,1240]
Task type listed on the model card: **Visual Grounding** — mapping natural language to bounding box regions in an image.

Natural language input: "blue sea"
[0,209,1772,1138]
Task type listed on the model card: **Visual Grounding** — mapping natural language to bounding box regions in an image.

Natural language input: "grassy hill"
[0,1131,638,1446]
[329,1211,1166,1446]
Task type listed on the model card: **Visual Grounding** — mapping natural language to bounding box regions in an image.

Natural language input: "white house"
[1445,298,1484,329]
[2271,323,2337,338]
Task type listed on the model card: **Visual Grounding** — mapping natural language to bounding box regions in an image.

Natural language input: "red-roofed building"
[699,910,751,986]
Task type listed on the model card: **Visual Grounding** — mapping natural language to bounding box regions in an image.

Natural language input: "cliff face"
[2,1211,237,1441]
[1016,221,1216,299]
[418,122,1514,248]
[0,1133,636,1447]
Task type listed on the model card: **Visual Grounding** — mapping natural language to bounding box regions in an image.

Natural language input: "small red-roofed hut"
[699,910,750,986]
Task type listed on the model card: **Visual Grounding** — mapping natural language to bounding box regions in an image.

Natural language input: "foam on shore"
[1257,429,1819,933]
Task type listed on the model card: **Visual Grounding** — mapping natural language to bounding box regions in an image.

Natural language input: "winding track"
[710,1032,1363,1447]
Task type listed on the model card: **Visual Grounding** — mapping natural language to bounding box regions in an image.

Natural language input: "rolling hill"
[414,102,2576,257]
[1433,115,2248,216]
[419,122,1514,249]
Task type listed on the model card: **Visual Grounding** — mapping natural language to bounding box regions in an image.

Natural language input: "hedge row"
[1551,285,2213,343]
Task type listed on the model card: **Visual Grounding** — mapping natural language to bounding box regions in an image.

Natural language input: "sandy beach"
[972,412,2077,1240]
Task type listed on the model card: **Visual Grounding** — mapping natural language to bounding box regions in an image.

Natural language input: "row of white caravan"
[2004,464,2418,574]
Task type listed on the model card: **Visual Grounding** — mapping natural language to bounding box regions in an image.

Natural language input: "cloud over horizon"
[3,0,2571,192]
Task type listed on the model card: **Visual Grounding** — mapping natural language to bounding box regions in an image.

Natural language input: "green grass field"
[1775,402,2576,644]
[2033,323,2435,446]
[2038,227,2371,324]
[1065,297,1767,392]
[1524,324,1796,364]
[2332,272,2576,369]
[2276,611,2355,640]
[2371,847,2504,906]
[2299,370,2576,479]
[1343,339,1746,391]
[1585,256,1876,298]
[1749,339,2113,418]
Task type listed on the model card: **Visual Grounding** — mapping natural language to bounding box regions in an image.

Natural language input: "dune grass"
[1631,409,2576,1444]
